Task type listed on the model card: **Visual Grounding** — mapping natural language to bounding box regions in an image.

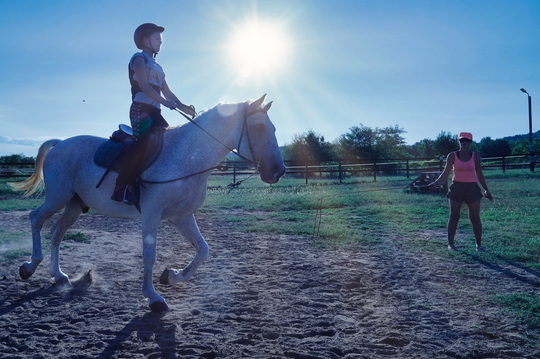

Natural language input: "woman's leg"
[467,199,483,251]
[448,199,462,250]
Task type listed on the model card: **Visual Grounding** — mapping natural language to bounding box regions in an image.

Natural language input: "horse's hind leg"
[49,196,84,284]
[160,214,209,285]
[20,199,68,280]
[19,207,47,280]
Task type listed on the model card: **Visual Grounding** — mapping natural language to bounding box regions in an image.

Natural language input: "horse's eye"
[254,124,265,133]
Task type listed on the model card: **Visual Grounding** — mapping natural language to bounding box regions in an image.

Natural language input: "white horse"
[10,95,285,312]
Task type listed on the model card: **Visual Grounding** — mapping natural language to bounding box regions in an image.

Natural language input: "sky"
[1,0,540,156]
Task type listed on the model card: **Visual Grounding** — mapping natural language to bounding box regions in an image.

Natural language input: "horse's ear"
[263,101,273,112]
[249,94,266,112]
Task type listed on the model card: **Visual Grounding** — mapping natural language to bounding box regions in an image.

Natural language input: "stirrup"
[112,185,136,205]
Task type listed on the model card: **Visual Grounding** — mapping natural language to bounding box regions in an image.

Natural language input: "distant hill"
[502,130,540,142]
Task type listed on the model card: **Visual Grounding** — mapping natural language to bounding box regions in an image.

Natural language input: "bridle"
[140,106,264,185]
[176,107,263,165]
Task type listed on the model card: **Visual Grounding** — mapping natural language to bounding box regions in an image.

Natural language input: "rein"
[140,107,261,185]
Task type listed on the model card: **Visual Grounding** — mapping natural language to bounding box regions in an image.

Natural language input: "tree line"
[0,154,35,164]
[1,126,539,165]
[282,124,540,164]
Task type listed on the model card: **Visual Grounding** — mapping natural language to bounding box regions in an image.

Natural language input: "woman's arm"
[475,152,493,200]
[428,153,454,187]
[132,56,176,109]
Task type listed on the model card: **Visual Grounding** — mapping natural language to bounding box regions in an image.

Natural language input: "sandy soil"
[0,209,539,359]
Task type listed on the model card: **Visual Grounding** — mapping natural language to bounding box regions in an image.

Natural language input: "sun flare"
[226,19,292,79]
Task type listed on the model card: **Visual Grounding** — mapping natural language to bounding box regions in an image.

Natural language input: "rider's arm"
[161,79,196,117]
[132,56,175,109]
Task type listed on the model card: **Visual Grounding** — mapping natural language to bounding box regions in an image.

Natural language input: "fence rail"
[1,154,536,184]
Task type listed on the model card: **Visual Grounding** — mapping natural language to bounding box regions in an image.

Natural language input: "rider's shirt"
[129,52,165,109]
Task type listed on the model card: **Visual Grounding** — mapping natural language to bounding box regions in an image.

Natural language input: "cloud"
[0,136,53,156]
[0,136,45,147]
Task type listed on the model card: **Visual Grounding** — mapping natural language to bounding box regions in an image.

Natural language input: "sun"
[226,19,292,79]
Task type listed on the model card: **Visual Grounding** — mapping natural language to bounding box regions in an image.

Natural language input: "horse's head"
[239,95,286,184]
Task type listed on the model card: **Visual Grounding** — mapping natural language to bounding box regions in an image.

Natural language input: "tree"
[337,124,376,159]
[374,125,407,159]
[0,154,35,164]
[283,130,335,164]
[433,131,458,156]
[511,139,540,155]
[337,124,407,159]
[477,137,512,156]
[408,138,437,158]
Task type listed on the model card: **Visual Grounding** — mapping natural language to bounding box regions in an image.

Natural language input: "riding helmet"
[134,23,165,49]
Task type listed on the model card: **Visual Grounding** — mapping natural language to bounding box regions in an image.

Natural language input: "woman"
[429,132,493,251]
[112,23,196,203]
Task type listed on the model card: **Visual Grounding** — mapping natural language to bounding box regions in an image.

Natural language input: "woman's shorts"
[447,181,483,203]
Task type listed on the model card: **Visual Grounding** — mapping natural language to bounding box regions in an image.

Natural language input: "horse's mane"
[167,101,249,130]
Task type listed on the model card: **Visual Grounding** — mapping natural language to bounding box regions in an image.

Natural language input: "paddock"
[0,172,539,358]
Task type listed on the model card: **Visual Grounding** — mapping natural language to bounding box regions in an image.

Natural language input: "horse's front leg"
[141,214,169,313]
[159,214,209,285]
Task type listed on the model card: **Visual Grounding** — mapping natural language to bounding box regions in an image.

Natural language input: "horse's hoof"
[159,269,172,285]
[54,276,71,286]
[19,264,33,280]
[150,301,170,314]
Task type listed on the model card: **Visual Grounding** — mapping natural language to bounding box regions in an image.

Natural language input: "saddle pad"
[94,140,126,169]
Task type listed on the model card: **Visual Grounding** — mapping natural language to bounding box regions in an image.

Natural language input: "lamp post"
[520,88,535,172]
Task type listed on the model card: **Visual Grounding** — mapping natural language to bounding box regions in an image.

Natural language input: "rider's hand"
[485,190,494,201]
[179,103,196,118]
[163,100,177,110]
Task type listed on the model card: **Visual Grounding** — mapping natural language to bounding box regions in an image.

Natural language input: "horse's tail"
[8,139,62,197]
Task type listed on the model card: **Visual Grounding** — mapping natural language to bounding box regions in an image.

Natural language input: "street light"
[520,88,535,172]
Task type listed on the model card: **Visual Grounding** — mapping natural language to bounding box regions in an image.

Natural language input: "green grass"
[0,178,45,210]
[63,232,92,243]
[492,292,540,327]
[204,170,540,263]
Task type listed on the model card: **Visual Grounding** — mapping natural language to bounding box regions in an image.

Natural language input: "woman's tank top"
[452,151,478,182]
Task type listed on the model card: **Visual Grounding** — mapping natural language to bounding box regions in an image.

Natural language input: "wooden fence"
[1,154,536,184]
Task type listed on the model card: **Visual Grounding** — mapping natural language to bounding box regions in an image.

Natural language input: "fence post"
[406,159,410,179]
[305,165,308,185]
[233,162,237,184]
[502,156,506,173]
[339,160,343,183]
[373,160,377,182]
[438,156,444,171]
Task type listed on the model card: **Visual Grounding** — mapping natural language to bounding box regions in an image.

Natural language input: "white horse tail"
[8,139,62,197]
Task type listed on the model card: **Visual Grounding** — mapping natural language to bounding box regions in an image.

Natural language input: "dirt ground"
[0,209,539,359]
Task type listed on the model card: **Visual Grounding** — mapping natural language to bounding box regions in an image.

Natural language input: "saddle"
[94,125,135,170]
[94,124,164,189]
